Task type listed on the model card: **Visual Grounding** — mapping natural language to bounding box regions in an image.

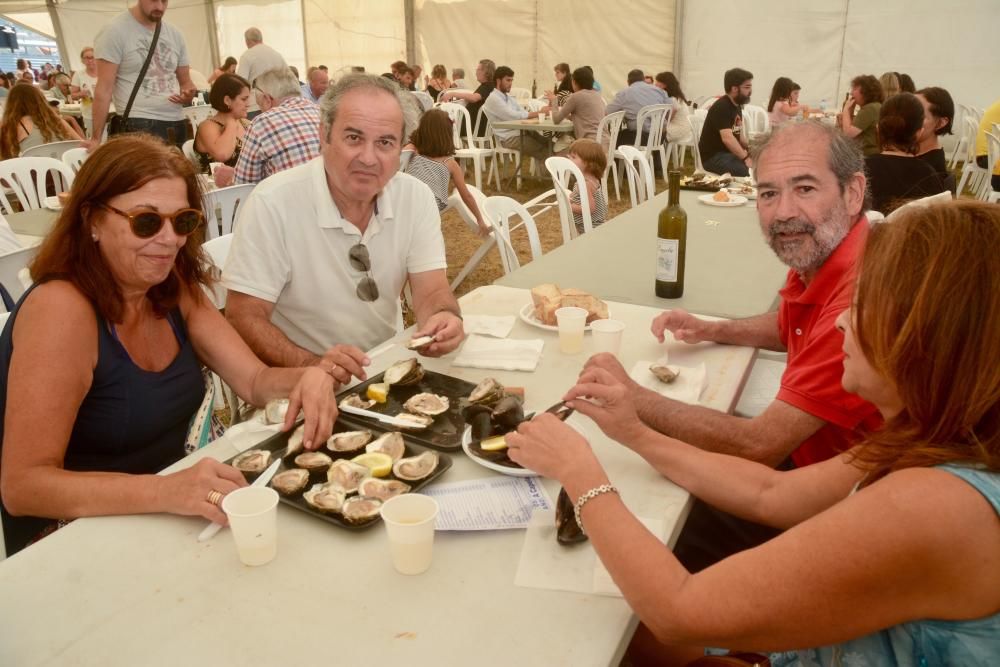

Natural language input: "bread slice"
[531,283,562,324]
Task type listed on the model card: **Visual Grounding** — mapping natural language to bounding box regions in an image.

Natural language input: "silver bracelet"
[574,484,619,535]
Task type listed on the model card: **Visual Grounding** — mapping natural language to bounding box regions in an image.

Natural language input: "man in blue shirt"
[300,66,328,104]
[606,68,670,147]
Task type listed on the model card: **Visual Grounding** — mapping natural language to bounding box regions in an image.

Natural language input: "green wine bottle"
[655,171,687,298]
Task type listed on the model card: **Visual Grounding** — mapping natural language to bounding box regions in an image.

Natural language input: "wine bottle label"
[656,239,679,282]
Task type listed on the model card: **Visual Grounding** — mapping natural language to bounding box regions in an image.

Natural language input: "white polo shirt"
[222,156,446,354]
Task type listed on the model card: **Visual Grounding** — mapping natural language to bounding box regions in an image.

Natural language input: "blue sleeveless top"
[0,283,205,555]
[771,465,1000,667]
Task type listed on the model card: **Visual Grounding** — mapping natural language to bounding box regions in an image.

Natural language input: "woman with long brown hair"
[508,201,1000,664]
[0,83,81,158]
[0,135,337,556]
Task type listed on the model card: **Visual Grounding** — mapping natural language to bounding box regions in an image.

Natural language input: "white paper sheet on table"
[422,476,553,530]
[463,314,516,338]
[452,334,545,372]
[515,507,681,597]
[630,360,708,405]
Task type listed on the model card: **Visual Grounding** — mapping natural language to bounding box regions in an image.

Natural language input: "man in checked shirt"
[213,66,321,187]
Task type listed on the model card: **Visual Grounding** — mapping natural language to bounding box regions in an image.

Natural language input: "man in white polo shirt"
[223,74,465,385]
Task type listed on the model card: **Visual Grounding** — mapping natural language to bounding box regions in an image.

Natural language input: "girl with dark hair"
[767,77,808,127]
[915,86,956,191]
[654,71,692,144]
[208,56,238,85]
[194,73,252,175]
[553,63,573,105]
[865,92,948,213]
[508,200,1000,665]
[0,83,80,159]
[403,109,489,236]
[0,135,336,556]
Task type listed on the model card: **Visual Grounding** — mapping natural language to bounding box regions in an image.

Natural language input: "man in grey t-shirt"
[88,0,196,149]
[237,27,287,117]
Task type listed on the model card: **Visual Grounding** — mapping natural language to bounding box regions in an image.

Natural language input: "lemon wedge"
[479,435,508,451]
[366,382,390,404]
[351,452,394,477]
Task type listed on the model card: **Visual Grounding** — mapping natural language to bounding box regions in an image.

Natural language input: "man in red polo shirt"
[584,121,881,569]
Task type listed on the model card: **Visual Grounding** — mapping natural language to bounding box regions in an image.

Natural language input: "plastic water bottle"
[820,98,828,112]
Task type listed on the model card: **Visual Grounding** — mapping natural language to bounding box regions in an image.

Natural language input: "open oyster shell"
[303,483,346,514]
[468,377,505,406]
[232,449,271,476]
[392,450,439,481]
[327,459,372,493]
[366,431,406,461]
[326,430,373,455]
[649,362,680,384]
[340,496,383,524]
[357,478,411,502]
[383,358,425,386]
[403,392,450,417]
[264,398,289,425]
[270,468,310,497]
[339,393,376,411]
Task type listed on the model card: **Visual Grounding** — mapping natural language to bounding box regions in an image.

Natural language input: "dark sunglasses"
[98,203,204,238]
[348,243,379,302]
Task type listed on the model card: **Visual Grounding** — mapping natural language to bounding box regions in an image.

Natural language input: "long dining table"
[497,188,788,320]
[0,284,758,666]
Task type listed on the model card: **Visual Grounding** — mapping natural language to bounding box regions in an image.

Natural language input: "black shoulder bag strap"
[118,19,162,129]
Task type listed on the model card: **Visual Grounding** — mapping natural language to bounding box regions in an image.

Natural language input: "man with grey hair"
[439,59,496,137]
[575,120,881,571]
[223,74,465,383]
[451,67,467,89]
[236,26,286,116]
[222,66,320,185]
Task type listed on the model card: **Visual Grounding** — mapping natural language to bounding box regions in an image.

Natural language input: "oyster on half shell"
[340,496,383,524]
[303,483,346,514]
[232,449,271,475]
[383,358,425,386]
[392,450,439,481]
[468,377,505,406]
[270,468,310,497]
[649,362,680,384]
[403,392,450,417]
[339,393,376,411]
[326,430,373,455]
[357,478,411,502]
[366,431,406,461]
[327,459,372,493]
[264,398,290,425]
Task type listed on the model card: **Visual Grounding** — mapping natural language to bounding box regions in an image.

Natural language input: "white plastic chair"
[668,105,696,169]
[617,145,655,208]
[948,107,977,170]
[689,114,706,174]
[956,129,997,201]
[201,183,254,239]
[413,91,434,112]
[487,119,522,190]
[625,103,670,182]
[596,110,625,201]
[742,104,769,139]
[448,184,492,290]
[62,147,88,173]
[0,245,39,305]
[545,156,593,242]
[482,196,543,274]
[202,233,233,309]
[438,102,492,191]
[0,157,75,215]
[982,132,1000,202]
[509,87,532,104]
[183,105,216,137]
[21,140,84,160]
[181,139,199,169]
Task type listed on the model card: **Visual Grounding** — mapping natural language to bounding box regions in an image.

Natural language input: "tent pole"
[205,1,221,70]
[404,0,415,65]
[300,0,310,67]
[834,0,850,104]
[673,0,683,75]
[45,0,70,71]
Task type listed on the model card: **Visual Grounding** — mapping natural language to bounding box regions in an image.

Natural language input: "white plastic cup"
[555,306,588,354]
[538,112,547,123]
[590,319,626,357]
[380,494,439,575]
[221,487,279,566]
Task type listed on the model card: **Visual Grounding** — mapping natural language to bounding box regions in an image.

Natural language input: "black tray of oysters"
[335,358,479,452]
[226,420,452,531]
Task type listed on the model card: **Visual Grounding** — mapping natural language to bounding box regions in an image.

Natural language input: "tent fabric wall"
[302,0,405,77]
[4,11,55,39]
[215,0,305,77]
[414,0,675,100]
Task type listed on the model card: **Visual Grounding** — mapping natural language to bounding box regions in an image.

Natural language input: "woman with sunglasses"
[507,200,1000,664]
[0,135,338,556]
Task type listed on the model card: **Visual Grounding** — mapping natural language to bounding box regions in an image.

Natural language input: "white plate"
[518,302,593,332]
[727,186,757,200]
[43,196,62,211]
[698,193,748,207]
[461,425,538,477]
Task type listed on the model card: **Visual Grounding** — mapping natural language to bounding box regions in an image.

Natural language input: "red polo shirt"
[776,219,882,466]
